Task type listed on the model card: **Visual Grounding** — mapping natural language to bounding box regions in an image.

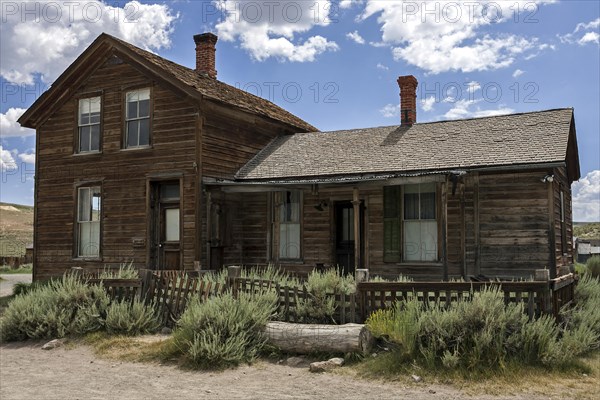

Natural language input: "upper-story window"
[125,88,151,148]
[78,97,101,153]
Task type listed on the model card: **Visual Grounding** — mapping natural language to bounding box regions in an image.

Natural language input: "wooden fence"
[90,269,577,326]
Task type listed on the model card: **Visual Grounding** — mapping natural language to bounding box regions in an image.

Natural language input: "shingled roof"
[236,108,577,181]
[19,33,315,132]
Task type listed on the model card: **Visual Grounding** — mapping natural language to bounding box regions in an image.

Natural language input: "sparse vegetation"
[574,222,600,240]
[0,202,33,257]
[585,256,600,277]
[0,264,33,274]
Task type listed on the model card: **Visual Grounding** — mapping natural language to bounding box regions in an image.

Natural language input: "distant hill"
[0,202,34,256]
[573,222,600,240]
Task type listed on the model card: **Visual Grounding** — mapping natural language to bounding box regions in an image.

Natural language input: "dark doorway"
[149,181,181,270]
[334,201,364,275]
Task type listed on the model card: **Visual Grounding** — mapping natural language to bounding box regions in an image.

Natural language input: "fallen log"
[265,322,374,355]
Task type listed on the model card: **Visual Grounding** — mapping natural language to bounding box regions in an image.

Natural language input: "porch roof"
[235,108,578,182]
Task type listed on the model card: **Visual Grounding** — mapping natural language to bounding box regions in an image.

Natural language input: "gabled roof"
[18,33,316,132]
[236,108,580,182]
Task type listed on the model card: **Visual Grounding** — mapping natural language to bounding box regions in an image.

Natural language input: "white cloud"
[572,170,600,222]
[376,63,389,70]
[0,108,35,138]
[559,18,600,46]
[513,69,525,78]
[421,96,436,112]
[379,104,398,118]
[340,0,363,9]
[579,32,599,45]
[357,1,552,74]
[215,0,338,62]
[443,99,514,120]
[18,152,35,165]
[466,81,481,95]
[0,146,17,171]
[0,1,178,85]
[346,31,365,44]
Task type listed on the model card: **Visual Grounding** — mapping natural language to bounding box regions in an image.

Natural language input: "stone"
[411,374,422,383]
[309,357,345,373]
[160,327,172,335]
[41,339,64,350]
[286,356,307,367]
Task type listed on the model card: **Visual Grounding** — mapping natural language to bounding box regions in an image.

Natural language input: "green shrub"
[0,274,109,341]
[104,299,161,336]
[365,287,591,371]
[98,262,139,279]
[12,281,49,297]
[586,256,600,278]
[295,268,355,324]
[173,291,277,369]
[560,274,600,354]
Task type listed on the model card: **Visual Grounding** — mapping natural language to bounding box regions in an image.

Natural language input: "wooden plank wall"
[476,171,551,278]
[35,60,198,279]
[553,166,574,268]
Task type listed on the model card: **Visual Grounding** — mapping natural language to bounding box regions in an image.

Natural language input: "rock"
[309,357,345,373]
[411,374,422,383]
[41,339,64,350]
[428,389,436,394]
[160,327,172,335]
[286,356,307,367]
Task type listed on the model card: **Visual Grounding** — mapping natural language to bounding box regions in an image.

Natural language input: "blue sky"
[0,0,599,220]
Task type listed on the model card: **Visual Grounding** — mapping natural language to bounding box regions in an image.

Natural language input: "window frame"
[560,188,568,256]
[383,183,441,263]
[278,190,303,261]
[75,184,102,259]
[123,87,152,149]
[76,95,102,154]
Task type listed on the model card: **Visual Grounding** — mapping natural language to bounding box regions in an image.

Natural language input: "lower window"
[384,183,438,262]
[279,191,301,260]
[77,186,101,257]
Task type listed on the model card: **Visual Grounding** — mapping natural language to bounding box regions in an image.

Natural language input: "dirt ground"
[0,274,32,297]
[0,341,580,400]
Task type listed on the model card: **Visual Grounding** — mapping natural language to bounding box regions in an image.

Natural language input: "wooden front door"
[334,202,363,275]
[150,181,181,270]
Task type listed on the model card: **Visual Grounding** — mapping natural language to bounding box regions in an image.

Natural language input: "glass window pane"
[127,101,137,119]
[127,121,138,147]
[138,99,150,118]
[403,220,421,261]
[420,221,438,261]
[165,208,180,241]
[404,193,419,220]
[137,88,150,100]
[90,125,100,151]
[89,97,101,113]
[91,188,101,221]
[79,126,90,152]
[139,119,150,146]
[79,222,100,257]
[78,188,90,222]
[279,223,300,259]
[420,192,436,219]
[90,111,100,125]
[160,184,180,200]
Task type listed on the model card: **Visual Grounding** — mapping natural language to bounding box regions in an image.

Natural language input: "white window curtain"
[279,191,301,259]
[78,187,101,257]
[403,183,437,261]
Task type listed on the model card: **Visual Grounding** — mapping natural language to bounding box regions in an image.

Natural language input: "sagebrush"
[173,290,277,369]
[104,299,161,336]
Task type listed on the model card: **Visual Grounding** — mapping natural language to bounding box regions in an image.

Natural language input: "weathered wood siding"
[201,101,298,180]
[553,166,574,268]
[475,171,552,278]
[34,60,199,280]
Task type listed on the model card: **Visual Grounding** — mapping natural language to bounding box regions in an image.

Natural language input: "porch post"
[352,187,361,270]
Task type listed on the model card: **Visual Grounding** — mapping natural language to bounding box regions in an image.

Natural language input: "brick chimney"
[193,33,218,79]
[397,75,418,126]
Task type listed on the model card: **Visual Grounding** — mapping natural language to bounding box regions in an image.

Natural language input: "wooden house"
[19,33,580,281]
